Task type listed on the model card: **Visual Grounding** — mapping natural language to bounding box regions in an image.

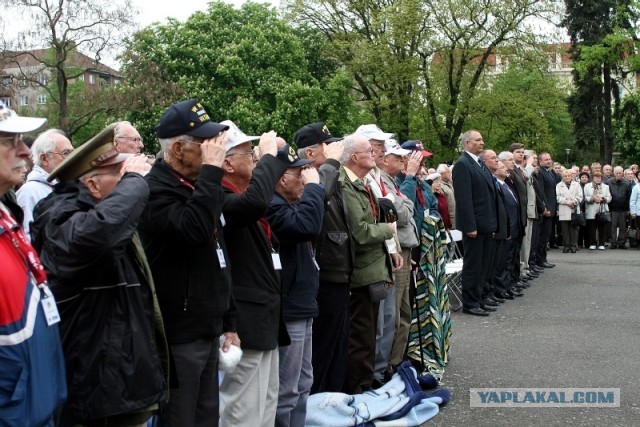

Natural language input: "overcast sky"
[133,0,279,28]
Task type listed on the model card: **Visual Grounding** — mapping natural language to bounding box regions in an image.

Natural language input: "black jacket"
[607,178,632,211]
[31,176,167,424]
[266,183,324,321]
[222,154,290,350]
[453,152,497,234]
[139,160,236,344]
[315,163,354,284]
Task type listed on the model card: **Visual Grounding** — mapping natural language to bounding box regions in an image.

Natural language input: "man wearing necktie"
[452,130,497,316]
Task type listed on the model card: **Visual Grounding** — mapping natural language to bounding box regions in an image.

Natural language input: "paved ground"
[426,245,640,426]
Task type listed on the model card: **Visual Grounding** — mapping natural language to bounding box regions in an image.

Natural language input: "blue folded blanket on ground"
[305,361,451,427]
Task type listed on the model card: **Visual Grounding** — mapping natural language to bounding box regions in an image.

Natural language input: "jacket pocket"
[0,356,27,408]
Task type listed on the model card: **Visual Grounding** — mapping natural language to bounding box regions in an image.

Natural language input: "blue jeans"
[275,319,313,427]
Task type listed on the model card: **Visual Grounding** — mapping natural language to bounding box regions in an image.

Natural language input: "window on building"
[1,76,11,87]
[20,96,28,106]
[36,73,47,86]
[37,94,47,104]
[19,78,28,87]
[1,98,11,108]
[89,74,96,84]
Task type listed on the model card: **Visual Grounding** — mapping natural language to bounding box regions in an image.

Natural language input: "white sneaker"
[589,245,596,250]
[598,246,605,250]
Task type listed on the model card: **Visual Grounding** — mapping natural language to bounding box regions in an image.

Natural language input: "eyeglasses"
[226,151,256,158]
[47,150,73,158]
[0,134,20,149]
[117,136,144,144]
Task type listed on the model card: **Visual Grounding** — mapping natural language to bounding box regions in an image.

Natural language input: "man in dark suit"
[452,130,497,316]
[480,152,511,309]
[501,150,528,287]
[496,158,524,297]
[535,152,557,269]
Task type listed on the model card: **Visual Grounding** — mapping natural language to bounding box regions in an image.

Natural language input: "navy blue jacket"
[266,183,325,321]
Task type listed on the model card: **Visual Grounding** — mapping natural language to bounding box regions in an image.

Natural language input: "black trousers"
[462,232,494,309]
[311,281,350,394]
[536,216,553,265]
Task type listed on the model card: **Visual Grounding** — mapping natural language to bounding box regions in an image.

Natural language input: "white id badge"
[220,213,226,227]
[216,248,227,268]
[272,253,282,270]
[424,208,429,218]
[40,286,60,326]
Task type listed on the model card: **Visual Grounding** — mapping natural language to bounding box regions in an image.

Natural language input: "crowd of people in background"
[2,97,639,426]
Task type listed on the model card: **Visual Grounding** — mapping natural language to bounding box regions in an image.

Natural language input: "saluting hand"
[201,131,228,167]
[405,152,423,177]
[120,154,150,176]
[257,131,278,159]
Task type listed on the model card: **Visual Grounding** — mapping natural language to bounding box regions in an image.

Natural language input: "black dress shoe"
[496,292,515,300]
[527,272,539,278]
[549,244,559,249]
[539,262,555,268]
[481,304,497,312]
[463,307,490,316]
[490,295,505,303]
[530,266,543,273]
[508,289,524,297]
[483,299,499,307]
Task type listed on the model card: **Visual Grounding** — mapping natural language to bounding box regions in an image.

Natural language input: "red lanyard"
[0,209,48,285]
[364,183,378,221]
[222,179,273,245]
[379,177,388,197]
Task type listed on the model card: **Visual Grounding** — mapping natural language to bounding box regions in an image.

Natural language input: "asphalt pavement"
[425,245,640,426]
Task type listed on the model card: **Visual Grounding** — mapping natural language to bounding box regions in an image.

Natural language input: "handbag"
[627,227,638,240]
[595,203,611,225]
[367,281,388,302]
[571,212,586,227]
[571,203,586,227]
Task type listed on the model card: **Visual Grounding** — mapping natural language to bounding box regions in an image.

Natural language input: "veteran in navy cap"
[294,122,344,169]
[138,99,239,426]
[31,123,169,426]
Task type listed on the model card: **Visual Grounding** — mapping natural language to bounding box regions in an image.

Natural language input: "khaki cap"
[48,123,130,182]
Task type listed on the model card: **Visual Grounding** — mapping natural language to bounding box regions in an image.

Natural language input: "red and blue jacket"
[0,206,67,426]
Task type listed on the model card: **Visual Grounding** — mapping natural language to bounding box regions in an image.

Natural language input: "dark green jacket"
[340,167,393,288]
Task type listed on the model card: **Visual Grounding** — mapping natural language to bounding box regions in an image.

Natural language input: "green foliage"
[119,2,362,152]
[467,58,574,156]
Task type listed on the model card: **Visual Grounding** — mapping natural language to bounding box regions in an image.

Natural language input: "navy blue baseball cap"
[156,99,228,139]
[277,144,314,168]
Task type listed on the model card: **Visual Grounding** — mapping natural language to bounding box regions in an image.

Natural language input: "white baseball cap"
[221,119,261,151]
[355,124,394,141]
[384,139,411,157]
[0,101,47,134]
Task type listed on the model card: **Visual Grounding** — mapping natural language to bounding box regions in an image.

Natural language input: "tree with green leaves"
[463,55,574,160]
[119,2,362,152]
[562,0,637,164]
[1,0,135,139]
[286,0,560,144]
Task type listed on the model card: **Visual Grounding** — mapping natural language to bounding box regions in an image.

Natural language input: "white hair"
[31,129,67,166]
[436,163,449,174]
[339,134,364,164]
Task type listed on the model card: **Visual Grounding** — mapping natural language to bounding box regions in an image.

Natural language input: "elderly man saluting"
[139,99,239,427]
[31,124,168,426]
